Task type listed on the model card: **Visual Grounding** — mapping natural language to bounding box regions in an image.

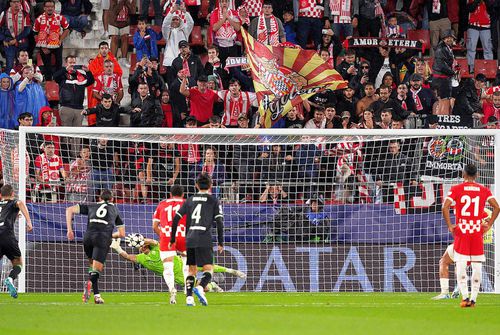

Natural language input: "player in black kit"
[66,189,125,304]
[169,173,224,307]
[0,185,33,298]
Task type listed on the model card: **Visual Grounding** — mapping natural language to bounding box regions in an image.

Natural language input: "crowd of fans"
[0,0,499,206]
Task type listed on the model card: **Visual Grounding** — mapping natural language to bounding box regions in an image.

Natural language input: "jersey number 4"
[192,204,202,224]
[461,195,480,217]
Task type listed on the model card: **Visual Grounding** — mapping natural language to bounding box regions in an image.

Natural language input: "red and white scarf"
[242,0,262,17]
[96,73,121,98]
[432,0,441,14]
[4,7,26,38]
[202,164,215,176]
[335,140,372,203]
[256,15,279,46]
[400,99,407,111]
[187,144,199,163]
[222,91,252,126]
[215,8,237,41]
[492,105,500,120]
[37,153,62,189]
[410,87,423,112]
[66,159,90,193]
[329,0,351,24]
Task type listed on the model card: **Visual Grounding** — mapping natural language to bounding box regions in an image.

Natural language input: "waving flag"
[241,29,347,128]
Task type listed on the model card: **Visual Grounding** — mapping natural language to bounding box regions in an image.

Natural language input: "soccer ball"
[125,233,145,248]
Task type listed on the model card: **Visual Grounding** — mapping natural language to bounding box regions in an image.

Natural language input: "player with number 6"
[442,164,500,307]
[66,189,126,304]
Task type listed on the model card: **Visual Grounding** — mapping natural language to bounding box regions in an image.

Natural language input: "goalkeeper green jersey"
[135,245,227,285]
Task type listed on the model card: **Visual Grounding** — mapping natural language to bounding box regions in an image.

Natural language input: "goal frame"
[16,127,500,294]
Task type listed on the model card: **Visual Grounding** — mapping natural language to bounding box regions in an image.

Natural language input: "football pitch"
[1,293,500,335]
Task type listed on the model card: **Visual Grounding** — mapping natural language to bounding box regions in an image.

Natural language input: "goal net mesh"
[3,129,496,293]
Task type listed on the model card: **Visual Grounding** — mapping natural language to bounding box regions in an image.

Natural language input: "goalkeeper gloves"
[110,238,124,254]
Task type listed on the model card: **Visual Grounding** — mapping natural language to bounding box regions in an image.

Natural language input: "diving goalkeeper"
[110,235,245,297]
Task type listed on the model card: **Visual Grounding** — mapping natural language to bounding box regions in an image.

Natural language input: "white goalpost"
[2,127,499,294]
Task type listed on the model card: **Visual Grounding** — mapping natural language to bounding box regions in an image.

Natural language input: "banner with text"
[26,243,495,293]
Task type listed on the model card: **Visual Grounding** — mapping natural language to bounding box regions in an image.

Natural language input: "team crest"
[427,136,465,161]
[254,55,307,98]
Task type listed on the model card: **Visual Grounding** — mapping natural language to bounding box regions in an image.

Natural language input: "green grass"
[1,292,500,335]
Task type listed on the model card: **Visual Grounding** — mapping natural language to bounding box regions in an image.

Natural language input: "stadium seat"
[45,81,59,102]
[159,54,166,75]
[36,52,43,66]
[130,53,137,70]
[407,29,430,52]
[36,52,56,67]
[455,58,472,78]
[474,60,498,79]
[452,31,468,52]
[151,25,165,47]
[190,26,204,47]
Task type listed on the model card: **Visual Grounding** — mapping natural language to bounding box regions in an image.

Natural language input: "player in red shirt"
[152,185,186,304]
[442,164,499,307]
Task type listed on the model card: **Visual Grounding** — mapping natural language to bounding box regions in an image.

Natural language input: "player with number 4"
[169,174,224,307]
[152,185,187,304]
[442,164,500,308]
[66,189,126,304]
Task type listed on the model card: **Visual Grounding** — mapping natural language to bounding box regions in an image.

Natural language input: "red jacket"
[468,0,491,28]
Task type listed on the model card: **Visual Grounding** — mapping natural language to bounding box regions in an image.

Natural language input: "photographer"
[130,83,163,127]
[304,195,330,242]
[54,55,95,128]
[336,49,359,83]
[53,55,94,159]
[129,56,165,101]
[169,40,204,88]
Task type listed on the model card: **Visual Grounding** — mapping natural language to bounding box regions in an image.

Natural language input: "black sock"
[89,271,100,295]
[186,275,195,297]
[199,272,212,289]
[9,265,22,280]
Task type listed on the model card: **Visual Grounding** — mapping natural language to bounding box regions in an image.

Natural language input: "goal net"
[4,127,500,293]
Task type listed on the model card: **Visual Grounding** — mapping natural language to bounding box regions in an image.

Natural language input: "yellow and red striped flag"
[241,28,347,128]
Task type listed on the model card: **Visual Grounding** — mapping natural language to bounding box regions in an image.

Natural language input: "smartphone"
[27,58,32,67]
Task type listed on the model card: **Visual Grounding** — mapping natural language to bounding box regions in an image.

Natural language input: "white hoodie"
[162,11,194,67]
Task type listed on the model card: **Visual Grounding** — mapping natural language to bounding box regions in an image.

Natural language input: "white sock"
[181,256,188,282]
[470,262,482,302]
[162,261,175,293]
[456,261,469,300]
[440,278,449,294]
